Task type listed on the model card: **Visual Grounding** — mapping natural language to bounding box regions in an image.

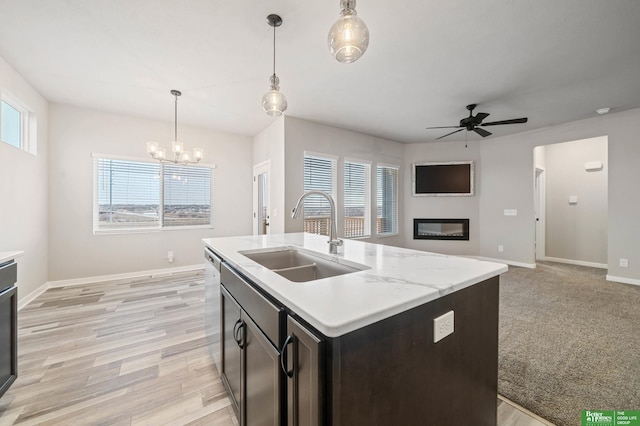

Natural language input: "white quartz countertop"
[203,233,507,337]
[0,251,23,264]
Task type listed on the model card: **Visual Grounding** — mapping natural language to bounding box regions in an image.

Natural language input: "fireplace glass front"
[413,219,469,240]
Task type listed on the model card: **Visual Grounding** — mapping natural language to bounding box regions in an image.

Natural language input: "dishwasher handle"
[205,248,223,270]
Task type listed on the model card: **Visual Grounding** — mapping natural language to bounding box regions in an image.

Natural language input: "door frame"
[253,160,271,235]
[534,167,546,260]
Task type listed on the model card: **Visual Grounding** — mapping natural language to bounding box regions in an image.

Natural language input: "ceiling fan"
[426,104,528,140]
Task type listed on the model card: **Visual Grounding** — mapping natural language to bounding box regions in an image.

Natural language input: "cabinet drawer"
[0,262,17,293]
[221,263,283,347]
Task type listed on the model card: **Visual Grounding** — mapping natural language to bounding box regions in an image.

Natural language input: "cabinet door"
[243,313,281,426]
[285,316,323,426]
[221,286,243,421]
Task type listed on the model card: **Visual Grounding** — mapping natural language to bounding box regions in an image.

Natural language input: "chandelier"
[147,90,203,164]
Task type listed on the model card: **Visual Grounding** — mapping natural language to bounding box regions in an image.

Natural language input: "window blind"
[163,164,212,227]
[376,165,399,235]
[303,153,337,236]
[96,158,161,230]
[344,160,371,238]
[94,157,213,233]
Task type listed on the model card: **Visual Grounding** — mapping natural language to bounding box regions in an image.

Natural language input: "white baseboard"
[47,264,205,289]
[543,256,607,269]
[18,282,49,311]
[17,264,205,311]
[475,256,536,269]
[606,275,640,286]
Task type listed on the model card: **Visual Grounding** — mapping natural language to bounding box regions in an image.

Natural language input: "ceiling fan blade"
[426,126,461,129]
[481,117,528,126]
[435,128,464,140]
[474,112,490,123]
[473,127,492,137]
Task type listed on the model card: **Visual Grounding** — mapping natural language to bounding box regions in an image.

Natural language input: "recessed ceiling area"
[1,0,639,143]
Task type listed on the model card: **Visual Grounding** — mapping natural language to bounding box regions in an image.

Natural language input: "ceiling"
[1,0,639,144]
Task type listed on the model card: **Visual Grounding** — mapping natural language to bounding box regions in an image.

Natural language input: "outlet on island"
[433,310,454,343]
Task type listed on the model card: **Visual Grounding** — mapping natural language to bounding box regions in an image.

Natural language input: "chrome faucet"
[291,190,343,254]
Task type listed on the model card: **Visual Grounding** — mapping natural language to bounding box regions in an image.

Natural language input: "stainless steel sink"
[240,247,368,283]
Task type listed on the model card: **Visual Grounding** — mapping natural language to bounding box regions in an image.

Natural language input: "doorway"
[253,161,270,235]
[533,136,608,267]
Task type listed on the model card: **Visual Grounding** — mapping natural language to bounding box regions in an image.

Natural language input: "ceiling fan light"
[328,0,369,64]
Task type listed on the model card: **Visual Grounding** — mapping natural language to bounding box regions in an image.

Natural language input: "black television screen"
[412,162,474,196]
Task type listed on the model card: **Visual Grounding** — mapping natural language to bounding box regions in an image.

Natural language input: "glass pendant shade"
[262,75,287,117]
[328,0,369,64]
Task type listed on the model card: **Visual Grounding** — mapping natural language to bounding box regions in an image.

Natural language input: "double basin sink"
[240,246,368,283]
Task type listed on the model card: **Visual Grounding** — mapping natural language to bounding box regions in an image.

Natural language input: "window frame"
[92,153,215,235]
[343,158,372,239]
[0,92,36,154]
[376,163,400,238]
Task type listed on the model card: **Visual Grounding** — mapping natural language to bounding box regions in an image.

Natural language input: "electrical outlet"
[498,245,504,252]
[167,251,174,263]
[620,258,629,268]
[433,311,454,343]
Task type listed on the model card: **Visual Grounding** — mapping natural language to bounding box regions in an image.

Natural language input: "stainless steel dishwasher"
[204,247,223,374]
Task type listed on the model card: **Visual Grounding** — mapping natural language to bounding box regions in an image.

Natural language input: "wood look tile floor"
[0,271,551,425]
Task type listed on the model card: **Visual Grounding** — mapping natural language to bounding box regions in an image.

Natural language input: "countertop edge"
[204,234,507,338]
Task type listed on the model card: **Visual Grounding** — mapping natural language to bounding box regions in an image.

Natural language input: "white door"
[535,168,546,260]
[253,161,270,235]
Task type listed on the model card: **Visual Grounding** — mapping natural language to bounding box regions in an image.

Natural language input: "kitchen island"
[203,233,507,426]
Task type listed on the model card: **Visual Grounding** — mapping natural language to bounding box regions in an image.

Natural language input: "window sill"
[93,225,214,236]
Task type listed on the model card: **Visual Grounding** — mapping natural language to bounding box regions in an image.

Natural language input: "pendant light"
[262,14,287,116]
[328,0,369,64]
[147,90,203,164]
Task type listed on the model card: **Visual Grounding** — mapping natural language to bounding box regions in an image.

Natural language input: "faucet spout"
[292,190,343,254]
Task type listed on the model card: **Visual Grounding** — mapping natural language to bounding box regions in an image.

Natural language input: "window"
[344,160,371,238]
[94,157,213,233]
[1,100,22,148]
[303,153,337,236]
[376,164,399,236]
[1,93,35,154]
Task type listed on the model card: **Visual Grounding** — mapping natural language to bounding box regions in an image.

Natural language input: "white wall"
[283,117,405,247]
[47,104,253,280]
[0,55,49,301]
[544,137,608,265]
[478,108,640,281]
[403,141,481,255]
[253,118,285,234]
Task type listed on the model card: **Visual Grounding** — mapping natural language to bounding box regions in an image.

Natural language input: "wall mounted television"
[412,161,474,196]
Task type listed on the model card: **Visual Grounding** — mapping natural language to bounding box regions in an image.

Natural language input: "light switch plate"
[569,196,578,204]
[504,209,518,216]
[434,310,454,343]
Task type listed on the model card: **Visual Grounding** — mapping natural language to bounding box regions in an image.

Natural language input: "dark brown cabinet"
[220,286,242,415]
[220,265,283,426]
[215,258,499,426]
[283,316,323,426]
[0,260,18,399]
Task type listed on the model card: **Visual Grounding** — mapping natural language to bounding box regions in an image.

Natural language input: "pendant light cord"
[273,23,276,77]
[174,93,178,141]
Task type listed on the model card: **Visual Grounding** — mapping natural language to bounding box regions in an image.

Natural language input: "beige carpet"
[498,261,640,426]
